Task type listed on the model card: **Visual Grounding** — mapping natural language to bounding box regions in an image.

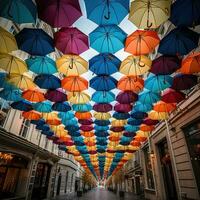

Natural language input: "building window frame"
[19,119,30,138]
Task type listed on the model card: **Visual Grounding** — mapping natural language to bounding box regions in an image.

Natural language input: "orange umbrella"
[46,118,62,125]
[125,30,160,55]
[22,89,45,102]
[117,76,144,92]
[109,136,120,142]
[130,140,141,147]
[61,75,88,91]
[140,124,155,132]
[85,141,96,146]
[81,131,94,137]
[180,52,200,74]
[154,101,176,112]
[75,112,92,120]
[134,135,147,142]
[22,110,41,120]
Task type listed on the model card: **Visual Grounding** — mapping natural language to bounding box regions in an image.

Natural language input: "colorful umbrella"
[58,111,74,121]
[68,92,90,104]
[22,89,45,103]
[154,101,176,112]
[80,125,93,132]
[90,75,117,91]
[134,102,152,112]
[56,55,88,76]
[129,0,171,29]
[125,30,160,55]
[46,118,62,125]
[11,100,33,111]
[158,27,199,56]
[0,0,37,24]
[94,112,111,120]
[45,89,67,102]
[127,118,143,126]
[93,103,112,112]
[34,74,61,89]
[89,25,127,53]
[52,102,71,112]
[0,53,28,75]
[94,120,110,126]
[22,110,41,120]
[84,0,129,25]
[125,125,139,132]
[117,76,144,93]
[0,88,22,102]
[79,119,93,125]
[61,76,88,92]
[161,88,185,103]
[75,112,92,120]
[148,110,168,120]
[33,101,52,113]
[72,104,92,112]
[15,28,54,56]
[143,118,159,126]
[113,112,130,120]
[26,56,57,74]
[110,126,124,132]
[0,27,18,54]
[116,91,138,104]
[150,55,181,75]
[92,91,115,103]
[54,27,89,55]
[111,120,127,127]
[37,0,82,28]
[131,111,148,119]
[138,89,160,104]
[114,103,132,113]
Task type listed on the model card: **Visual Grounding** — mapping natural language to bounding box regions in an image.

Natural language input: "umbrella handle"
[147,20,153,28]
[104,11,111,20]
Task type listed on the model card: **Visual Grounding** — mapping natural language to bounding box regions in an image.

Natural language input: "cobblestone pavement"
[53,188,144,200]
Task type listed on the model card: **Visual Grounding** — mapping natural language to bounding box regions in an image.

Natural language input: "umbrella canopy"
[0,53,28,75]
[129,0,171,29]
[143,118,159,126]
[134,102,152,112]
[93,103,112,112]
[170,0,200,27]
[75,112,92,120]
[89,53,120,75]
[0,88,22,102]
[114,103,132,113]
[34,74,61,89]
[15,28,54,56]
[151,55,181,75]
[61,76,88,92]
[94,120,110,126]
[131,111,148,119]
[79,119,93,125]
[158,27,199,56]
[26,56,57,74]
[94,112,111,120]
[33,101,52,113]
[52,102,71,112]
[45,89,67,102]
[11,100,33,111]
[0,27,17,55]
[22,110,41,120]
[154,101,176,112]
[120,55,152,76]
[138,89,160,104]
[113,112,130,120]
[54,27,89,55]
[125,30,160,55]
[90,75,117,91]
[148,110,168,120]
[161,88,185,103]
[110,126,124,132]
[127,118,143,126]
[117,76,144,93]
[56,55,88,76]
[22,89,45,102]
[72,104,92,112]
[68,92,90,104]
[59,111,74,121]
[84,0,129,25]
[89,25,127,53]
[37,0,82,28]
[116,91,138,104]
[92,91,115,103]
[0,0,37,24]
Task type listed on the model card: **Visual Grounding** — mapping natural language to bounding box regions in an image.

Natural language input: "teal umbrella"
[33,101,52,113]
[58,111,74,121]
[92,91,115,103]
[72,104,92,112]
[0,88,22,102]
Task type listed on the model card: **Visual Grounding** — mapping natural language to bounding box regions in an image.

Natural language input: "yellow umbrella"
[111,119,127,127]
[0,53,28,75]
[8,74,36,90]
[56,54,88,76]
[148,110,168,120]
[120,55,152,75]
[0,27,18,54]
[136,130,150,138]
[129,0,171,29]
[94,112,111,120]
[42,112,58,120]
[68,92,90,104]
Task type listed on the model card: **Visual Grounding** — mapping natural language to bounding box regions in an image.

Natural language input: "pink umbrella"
[45,88,67,102]
[93,103,112,112]
[36,0,82,28]
[116,91,138,104]
[161,88,185,103]
[114,103,132,113]
[54,27,89,55]
[143,118,159,126]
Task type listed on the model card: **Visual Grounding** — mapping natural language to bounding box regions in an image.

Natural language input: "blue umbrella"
[33,101,52,113]
[158,27,199,56]
[89,25,127,53]
[90,75,117,91]
[92,91,115,103]
[170,0,200,27]
[89,53,121,75]
[31,119,45,126]
[0,88,22,101]
[64,119,78,126]
[134,102,153,112]
[58,111,74,121]
[0,0,37,24]
[41,130,54,137]
[26,56,57,74]
[36,124,50,132]
[52,102,71,112]
[145,73,173,92]
[58,145,67,152]
[84,0,129,25]
[34,74,61,89]
[94,125,109,131]
[94,120,110,126]
[95,131,109,137]
[127,118,143,126]
[68,131,81,137]
[0,72,6,87]
[65,125,79,132]
[15,28,54,56]
[125,125,139,132]
[131,111,147,119]
[138,89,160,104]
[11,100,33,111]
[113,112,130,120]
[72,104,92,112]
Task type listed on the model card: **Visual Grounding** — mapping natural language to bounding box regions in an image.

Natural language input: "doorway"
[56,174,61,195]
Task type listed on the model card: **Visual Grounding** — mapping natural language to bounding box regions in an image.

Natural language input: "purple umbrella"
[45,88,67,102]
[171,74,198,91]
[80,125,93,132]
[116,91,138,104]
[110,126,124,132]
[37,0,82,28]
[93,103,112,112]
[151,55,181,75]
[78,119,93,125]
[54,27,89,55]
[143,118,159,126]
[123,132,136,137]
[114,103,132,113]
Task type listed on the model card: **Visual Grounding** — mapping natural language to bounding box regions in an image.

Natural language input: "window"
[70,173,74,192]
[65,171,68,193]
[0,99,10,127]
[143,147,155,189]
[19,119,30,138]
[44,138,49,149]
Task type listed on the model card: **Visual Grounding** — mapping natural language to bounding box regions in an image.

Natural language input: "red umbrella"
[54,27,89,55]
[116,91,138,104]
[78,119,93,125]
[143,118,159,126]
[161,88,185,103]
[45,89,67,102]
[80,125,93,132]
[114,103,132,113]
[93,103,112,112]
[110,126,124,132]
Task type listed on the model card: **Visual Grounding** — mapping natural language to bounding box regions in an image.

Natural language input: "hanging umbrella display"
[129,0,171,29]
[56,55,88,76]
[94,112,111,120]
[90,75,117,91]
[89,53,120,75]
[89,25,127,53]
[68,92,90,104]
[158,27,199,56]
[125,30,160,55]
[15,28,54,56]
[113,112,130,120]
[150,55,181,75]
[22,89,45,103]
[117,76,144,93]
[171,74,198,91]
[22,110,41,120]
[0,0,37,24]
[179,52,200,74]
[11,100,33,111]
[138,89,160,104]
[148,110,168,120]
[33,101,52,113]
[72,104,92,112]
[170,0,200,27]
[116,91,138,104]
[154,101,176,113]
[61,76,88,92]
[34,74,61,90]
[0,88,22,102]
[36,0,82,28]
[161,88,185,103]
[26,56,57,74]
[93,103,112,112]
[120,55,152,76]
[92,91,115,103]
[45,89,67,102]
[84,0,129,25]
[114,103,132,113]
[52,102,71,112]
[54,27,89,55]
[0,27,18,54]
